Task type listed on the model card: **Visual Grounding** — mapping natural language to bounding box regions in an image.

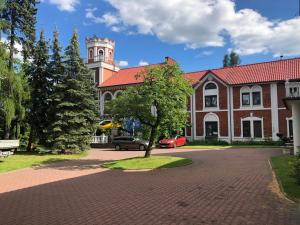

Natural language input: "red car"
[159,135,187,148]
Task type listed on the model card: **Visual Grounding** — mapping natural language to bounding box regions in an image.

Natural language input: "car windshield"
[170,135,178,139]
[100,120,111,125]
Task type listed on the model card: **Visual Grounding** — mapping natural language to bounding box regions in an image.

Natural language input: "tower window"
[89,49,93,59]
[98,49,104,61]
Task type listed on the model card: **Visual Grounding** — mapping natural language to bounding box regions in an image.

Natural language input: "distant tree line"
[0,0,98,153]
[223,50,241,67]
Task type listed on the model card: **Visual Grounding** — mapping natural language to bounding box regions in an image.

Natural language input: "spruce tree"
[51,32,98,153]
[27,30,51,149]
[223,51,241,67]
[46,30,64,146]
[223,54,229,67]
[229,51,241,67]
[20,0,38,64]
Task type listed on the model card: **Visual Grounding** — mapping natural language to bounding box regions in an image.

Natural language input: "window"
[253,121,262,138]
[252,92,261,105]
[89,49,93,59]
[288,119,293,138]
[205,83,217,90]
[205,121,218,138]
[242,118,263,139]
[204,82,218,109]
[242,121,251,137]
[98,49,104,61]
[240,86,262,107]
[103,92,113,115]
[242,93,250,106]
[205,95,217,107]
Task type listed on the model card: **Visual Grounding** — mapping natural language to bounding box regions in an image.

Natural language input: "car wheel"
[115,144,121,151]
[139,145,145,151]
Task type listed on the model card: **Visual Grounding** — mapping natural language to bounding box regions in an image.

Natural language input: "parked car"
[159,135,187,148]
[112,136,149,151]
[99,120,121,130]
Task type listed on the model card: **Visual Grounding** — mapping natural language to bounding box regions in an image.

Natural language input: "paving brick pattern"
[0,148,299,225]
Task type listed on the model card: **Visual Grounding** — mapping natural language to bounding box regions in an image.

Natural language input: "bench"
[0,140,19,158]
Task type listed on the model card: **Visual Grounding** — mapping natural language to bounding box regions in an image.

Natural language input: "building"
[86,37,300,154]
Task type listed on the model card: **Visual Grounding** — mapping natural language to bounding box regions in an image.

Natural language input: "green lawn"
[180,145,281,149]
[0,151,87,173]
[102,156,192,170]
[271,155,300,202]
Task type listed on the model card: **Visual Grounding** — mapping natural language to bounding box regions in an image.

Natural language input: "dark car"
[112,136,149,151]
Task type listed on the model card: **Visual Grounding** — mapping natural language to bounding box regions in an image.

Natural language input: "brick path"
[0,148,299,225]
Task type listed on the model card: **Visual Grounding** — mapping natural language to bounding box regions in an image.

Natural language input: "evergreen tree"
[20,0,38,64]
[223,50,241,67]
[27,30,51,150]
[51,32,98,153]
[2,0,38,68]
[46,30,64,146]
[229,51,241,67]
[223,54,229,67]
[49,30,64,84]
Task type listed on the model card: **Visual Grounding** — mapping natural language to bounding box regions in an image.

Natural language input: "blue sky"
[37,0,300,72]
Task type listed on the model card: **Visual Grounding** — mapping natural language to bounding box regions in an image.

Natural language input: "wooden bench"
[0,140,19,158]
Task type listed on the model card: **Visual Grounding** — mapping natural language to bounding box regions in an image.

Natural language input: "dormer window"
[204,82,218,108]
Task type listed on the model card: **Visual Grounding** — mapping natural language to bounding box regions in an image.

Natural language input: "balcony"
[285,81,300,99]
[86,55,106,64]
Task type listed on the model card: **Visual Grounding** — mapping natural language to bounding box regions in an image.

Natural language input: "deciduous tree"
[108,63,193,157]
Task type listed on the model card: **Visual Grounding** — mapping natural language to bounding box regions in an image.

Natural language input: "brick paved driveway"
[0,148,299,225]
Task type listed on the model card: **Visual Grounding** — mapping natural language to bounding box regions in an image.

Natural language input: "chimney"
[165,56,177,64]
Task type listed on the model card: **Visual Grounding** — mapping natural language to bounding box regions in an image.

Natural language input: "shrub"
[187,139,229,146]
[231,140,284,146]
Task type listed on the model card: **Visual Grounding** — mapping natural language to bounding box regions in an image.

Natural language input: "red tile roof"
[100,57,300,88]
[210,57,300,85]
[100,63,162,88]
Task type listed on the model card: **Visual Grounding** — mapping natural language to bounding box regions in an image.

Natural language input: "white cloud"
[42,0,79,12]
[85,8,120,26]
[196,51,213,58]
[1,38,23,61]
[138,60,149,66]
[86,0,300,56]
[119,60,129,67]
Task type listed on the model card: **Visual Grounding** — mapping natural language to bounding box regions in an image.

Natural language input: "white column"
[270,83,279,140]
[192,92,196,140]
[292,102,300,155]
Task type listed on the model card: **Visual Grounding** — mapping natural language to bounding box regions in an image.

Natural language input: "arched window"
[205,83,217,90]
[89,49,93,59]
[240,85,262,107]
[203,82,218,108]
[104,92,112,102]
[98,49,104,61]
[204,113,219,138]
[114,91,122,98]
[103,92,113,115]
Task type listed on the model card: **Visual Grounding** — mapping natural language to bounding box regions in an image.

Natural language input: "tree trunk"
[4,126,10,140]
[144,126,157,158]
[27,128,33,152]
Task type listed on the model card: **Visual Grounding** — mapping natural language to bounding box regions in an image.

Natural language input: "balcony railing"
[85,55,107,64]
[91,135,108,144]
[285,81,300,98]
